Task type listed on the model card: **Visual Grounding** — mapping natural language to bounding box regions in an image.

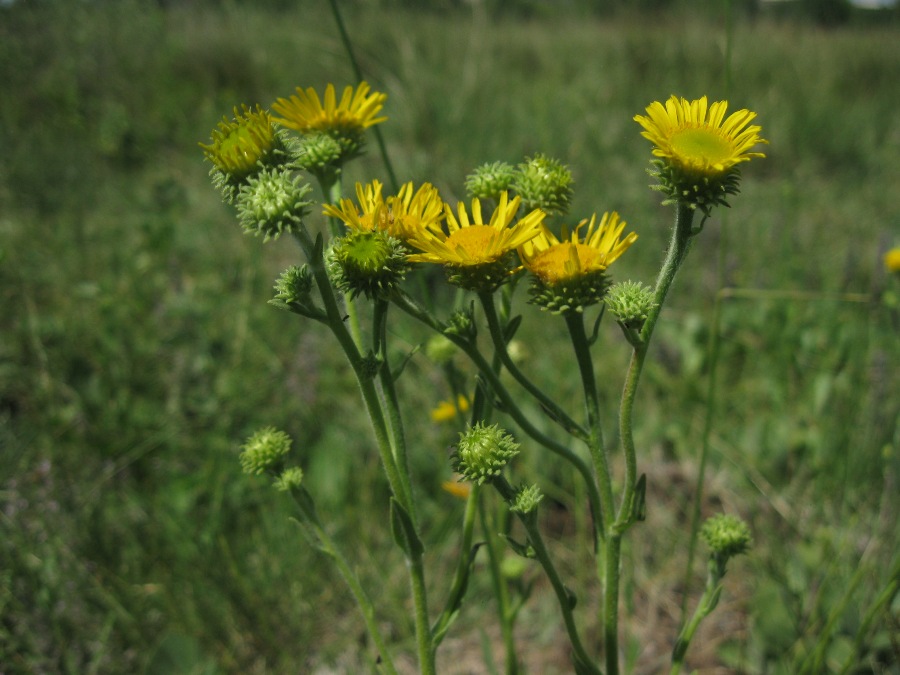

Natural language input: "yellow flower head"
[405,192,546,291]
[272,82,387,137]
[323,180,444,241]
[406,192,545,267]
[520,212,637,285]
[430,394,471,423]
[635,95,767,177]
[441,480,472,501]
[885,247,900,274]
[200,104,280,179]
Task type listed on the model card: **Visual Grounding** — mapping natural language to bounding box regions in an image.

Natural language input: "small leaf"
[389,498,423,558]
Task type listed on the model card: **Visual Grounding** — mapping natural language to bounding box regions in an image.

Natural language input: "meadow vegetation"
[1,1,898,673]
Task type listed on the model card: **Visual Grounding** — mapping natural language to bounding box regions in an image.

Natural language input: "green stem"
[479,291,588,442]
[493,476,601,675]
[390,289,605,540]
[616,203,696,530]
[374,298,415,519]
[291,488,399,675]
[432,484,481,646]
[295,227,434,672]
[320,176,365,349]
[670,558,723,675]
[564,313,614,529]
[478,494,519,675]
[604,534,622,675]
[326,0,399,193]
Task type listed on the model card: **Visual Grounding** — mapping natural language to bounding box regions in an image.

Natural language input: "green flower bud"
[443,305,478,343]
[513,154,574,216]
[425,335,458,364]
[701,514,753,561]
[605,280,657,329]
[327,230,409,299]
[452,422,520,485]
[240,427,292,475]
[295,132,343,182]
[465,161,516,202]
[274,264,314,304]
[273,466,304,492]
[510,483,544,514]
[235,168,313,241]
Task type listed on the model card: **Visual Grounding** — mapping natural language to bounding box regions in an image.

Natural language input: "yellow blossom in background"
[200,105,279,179]
[272,82,387,136]
[430,394,471,423]
[520,212,637,285]
[441,480,472,501]
[323,180,444,241]
[406,192,545,267]
[634,95,767,177]
[885,247,900,274]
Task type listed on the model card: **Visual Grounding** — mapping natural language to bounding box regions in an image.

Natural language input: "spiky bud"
[235,168,313,241]
[452,422,520,485]
[295,132,343,182]
[510,483,544,514]
[465,161,516,202]
[240,427,292,475]
[605,280,657,329]
[513,154,574,216]
[701,514,752,562]
[327,230,409,299]
[274,265,314,304]
[273,466,304,491]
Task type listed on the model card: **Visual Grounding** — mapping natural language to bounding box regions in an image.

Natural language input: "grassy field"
[1,1,898,673]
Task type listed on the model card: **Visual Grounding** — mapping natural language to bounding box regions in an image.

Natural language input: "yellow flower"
[323,180,444,241]
[200,104,280,179]
[430,394,471,423]
[634,95,767,177]
[272,82,387,136]
[520,212,637,285]
[441,480,472,501]
[885,247,900,274]
[406,192,545,267]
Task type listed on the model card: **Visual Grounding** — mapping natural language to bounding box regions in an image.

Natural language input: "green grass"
[1,1,898,673]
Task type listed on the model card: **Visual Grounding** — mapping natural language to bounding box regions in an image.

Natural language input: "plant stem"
[291,488,399,675]
[670,558,723,675]
[493,476,601,675]
[326,0,399,193]
[374,298,415,519]
[480,291,589,442]
[478,494,519,675]
[616,202,695,531]
[295,227,434,673]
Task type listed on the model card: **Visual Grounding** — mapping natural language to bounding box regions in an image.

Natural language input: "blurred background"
[1,0,898,673]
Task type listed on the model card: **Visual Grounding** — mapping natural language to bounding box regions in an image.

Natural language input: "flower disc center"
[670,127,733,167]
[446,225,499,262]
[530,242,603,283]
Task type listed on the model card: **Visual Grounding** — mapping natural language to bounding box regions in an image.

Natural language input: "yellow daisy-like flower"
[441,480,472,501]
[200,104,280,179]
[430,394,471,423]
[272,81,387,137]
[520,212,637,285]
[323,180,444,241]
[406,192,543,266]
[634,95,767,177]
[405,192,545,291]
[885,247,900,274]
